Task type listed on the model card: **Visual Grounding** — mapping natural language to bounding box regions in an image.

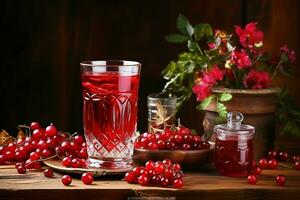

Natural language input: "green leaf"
[176,14,194,37]
[162,61,177,79]
[187,40,200,53]
[219,92,232,102]
[216,102,228,119]
[196,95,215,110]
[165,34,189,43]
[194,23,213,40]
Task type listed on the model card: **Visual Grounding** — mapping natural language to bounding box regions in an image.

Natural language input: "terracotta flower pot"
[203,87,279,159]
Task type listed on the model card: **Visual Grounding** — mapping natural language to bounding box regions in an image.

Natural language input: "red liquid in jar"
[215,137,253,177]
[81,72,140,161]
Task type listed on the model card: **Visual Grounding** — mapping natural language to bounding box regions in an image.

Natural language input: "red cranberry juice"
[215,137,253,177]
[81,72,140,160]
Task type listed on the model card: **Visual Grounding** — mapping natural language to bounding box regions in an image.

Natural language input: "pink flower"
[243,70,272,89]
[193,65,224,101]
[231,49,252,69]
[280,44,296,63]
[192,82,211,101]
[202,65,224,84]
[235,22,264,49]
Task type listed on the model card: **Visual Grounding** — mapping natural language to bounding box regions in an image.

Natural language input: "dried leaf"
[17,129,26,140]
[0,129,15,146]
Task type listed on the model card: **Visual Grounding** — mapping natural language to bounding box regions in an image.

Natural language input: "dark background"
[0,0,299,135]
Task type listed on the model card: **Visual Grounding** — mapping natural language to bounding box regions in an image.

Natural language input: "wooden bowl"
[133,142,215,170]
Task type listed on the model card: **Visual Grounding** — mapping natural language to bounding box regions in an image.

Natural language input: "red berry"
[62,175,72,186]
[60,141,71,151]
[173,163,181,171]
[157,140,166,149]
[4,151,14,161]
[161,130,171,140]
[268,159,279,169]
[251,166,262,175]
[15,151,26,162]
[161,177,170,187]
[148,142,158,150]
[267,150,277,159]
[178,127,190,135]
[145,160,155,171]
[247,175,257,185]
[32,129,44,140]
[258,158,269,169]
[193,135,202,143]
[165,141,175,150]
[183,134,193,143]
[276,175,286,186]
[182,143,191,150]
[25,159,35,169]
[138,175,149,186]
[71,158,81,168]
[15,162,24,168]
[70,141,80,151]
[125,171,136,183]
[294,161,300,170]
[81,172,94,185]
[164,169,173,179]
[173,171,183,179]
[44,168,54,178]
[42,149,52,158]
[173,179,183,188]
[154,163,165,174]
[292,155,300,163]
[30,122,40,130]
[132,167,143,177]
[174,134,183,144]
[79,148,88,159]
[162,159,172,166]
[147,133,156,142]
[37,140,48,150]
[74,135,84,144]
[278,151,289,162]
[33,162,42,169]
[202,141,210,149]
[7,143,16,152]
[0,155,6,165]
[17,166,26,174]
[45,125,57,137]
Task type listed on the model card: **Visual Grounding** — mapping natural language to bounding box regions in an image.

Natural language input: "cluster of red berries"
[0,122,90,186]
[134,126,210,150]
[247,150,300,186]
[124,159,183,188]
[43,168,94,186]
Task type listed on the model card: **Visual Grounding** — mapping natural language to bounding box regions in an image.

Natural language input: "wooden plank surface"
[0,164,300,200]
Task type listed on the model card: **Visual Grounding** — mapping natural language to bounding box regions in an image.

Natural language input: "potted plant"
[162,15,298,158]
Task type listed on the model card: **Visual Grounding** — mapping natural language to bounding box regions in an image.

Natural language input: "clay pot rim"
[212,87,280,95]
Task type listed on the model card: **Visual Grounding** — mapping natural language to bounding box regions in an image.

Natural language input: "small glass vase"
[147,93,177,133]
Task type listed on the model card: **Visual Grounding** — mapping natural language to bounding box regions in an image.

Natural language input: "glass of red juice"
[214,111,255,177]
[80,60,141,169]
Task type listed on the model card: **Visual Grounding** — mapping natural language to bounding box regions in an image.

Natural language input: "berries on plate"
[124,159,183,188]
[134,126,209,151]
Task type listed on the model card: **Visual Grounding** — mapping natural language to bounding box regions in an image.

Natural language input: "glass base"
[87,157,133,169]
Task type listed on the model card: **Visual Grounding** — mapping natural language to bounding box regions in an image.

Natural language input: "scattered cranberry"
[62,175,72,186]
[44,168,54,178]
[294,161,300,170]
[247,175,257,185]
[267,150,277,159]
[251,166,262,175]
[45,124,57,137]
[17,166,26,174]
[278,151,289,162]
[276,175,286,186]
[81,172,94,185]
[268,159,279,169]
[258,158,269,169]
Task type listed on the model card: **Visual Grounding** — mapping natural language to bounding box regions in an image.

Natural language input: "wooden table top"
[0,164,300,200]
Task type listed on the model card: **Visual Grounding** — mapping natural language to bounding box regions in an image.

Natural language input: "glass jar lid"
[213,111,255,138]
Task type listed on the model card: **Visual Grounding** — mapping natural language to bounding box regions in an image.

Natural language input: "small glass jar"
[214,111,255,177]
[147,93,177,133]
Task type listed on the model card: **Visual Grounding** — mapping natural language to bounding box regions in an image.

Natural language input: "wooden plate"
[43,158,132,177]
[133,142,215,169]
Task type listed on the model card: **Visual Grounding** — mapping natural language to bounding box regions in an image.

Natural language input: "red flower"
[231,49,252,69]
[202,65,224,84]
[243,70,271,89]
[235,22,264,49]
[192,82,211,101]
[193,65,224,101]
[280,44,296,63]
